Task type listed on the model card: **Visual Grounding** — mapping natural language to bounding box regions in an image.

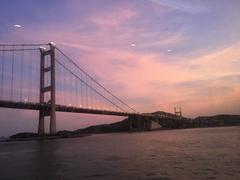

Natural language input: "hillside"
[7,113,240,141]
[72,113,240,134]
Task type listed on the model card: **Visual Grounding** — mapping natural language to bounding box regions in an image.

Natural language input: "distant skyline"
[0,0,240,136]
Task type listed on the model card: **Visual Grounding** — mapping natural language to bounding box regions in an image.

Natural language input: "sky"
[0,0,240,136]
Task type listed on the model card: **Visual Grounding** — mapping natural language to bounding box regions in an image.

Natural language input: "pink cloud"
[89,7,138,28]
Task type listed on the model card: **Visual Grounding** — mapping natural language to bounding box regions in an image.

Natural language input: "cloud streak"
[147,0,207,13]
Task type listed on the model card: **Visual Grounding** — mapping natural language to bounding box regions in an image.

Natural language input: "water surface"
[0,126,239,180]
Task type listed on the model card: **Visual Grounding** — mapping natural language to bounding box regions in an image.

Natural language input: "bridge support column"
[49,43,56,134]
[128,115,133,131]
[143,117,146,130]
[147,117,152,130]
[142,117,146,130]
[38,42,56,135]
[138,115,141,130]
[38,112,45,136]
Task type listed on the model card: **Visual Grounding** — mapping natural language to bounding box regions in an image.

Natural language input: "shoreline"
[1,133,92,142]
[2,124,239,143]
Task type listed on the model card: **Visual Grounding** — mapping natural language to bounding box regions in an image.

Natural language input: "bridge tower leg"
[147,117,152,130]
[138,115,141,130]
[128,115,133,131]
[38,42,56,135]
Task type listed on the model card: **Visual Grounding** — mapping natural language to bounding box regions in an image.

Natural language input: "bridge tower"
[38,42,56,135]
[174,107,182,117]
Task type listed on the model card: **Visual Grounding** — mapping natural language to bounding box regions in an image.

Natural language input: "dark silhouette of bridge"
[0,43,181,135]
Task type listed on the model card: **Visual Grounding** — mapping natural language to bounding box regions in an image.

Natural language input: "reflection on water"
[0,126,239,179]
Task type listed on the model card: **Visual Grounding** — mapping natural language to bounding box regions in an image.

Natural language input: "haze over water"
[1,126,239,180]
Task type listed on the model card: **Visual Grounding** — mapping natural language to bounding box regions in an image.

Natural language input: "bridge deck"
[0,100,182,120]
[0,100,134,117]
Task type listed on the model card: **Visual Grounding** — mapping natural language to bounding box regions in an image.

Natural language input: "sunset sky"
[0,0,240,136]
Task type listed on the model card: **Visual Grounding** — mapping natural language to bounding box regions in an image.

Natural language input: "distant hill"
[0,136,8,141]
[7,113,240,141]
[72,113,240,134]
[193,114,240,127]
[72,118,130,134]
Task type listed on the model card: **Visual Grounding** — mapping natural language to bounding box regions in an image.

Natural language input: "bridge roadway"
[0,100,137,117]
[0,100,183,132]
[0,100,181,121]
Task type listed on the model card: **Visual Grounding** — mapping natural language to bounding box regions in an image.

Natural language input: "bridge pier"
[38,112,45,136]
[143,116,152,131]
[38,42,56,135]
[128,115,132,131]
[146,117,152,130]
[128,114,152,131]
[138,115,141,130]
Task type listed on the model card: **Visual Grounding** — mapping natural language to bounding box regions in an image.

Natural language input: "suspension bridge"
[0,42,181,135]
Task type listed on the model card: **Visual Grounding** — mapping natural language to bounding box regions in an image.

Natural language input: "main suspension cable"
[55,58,126,112]
[56,47,137,113]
